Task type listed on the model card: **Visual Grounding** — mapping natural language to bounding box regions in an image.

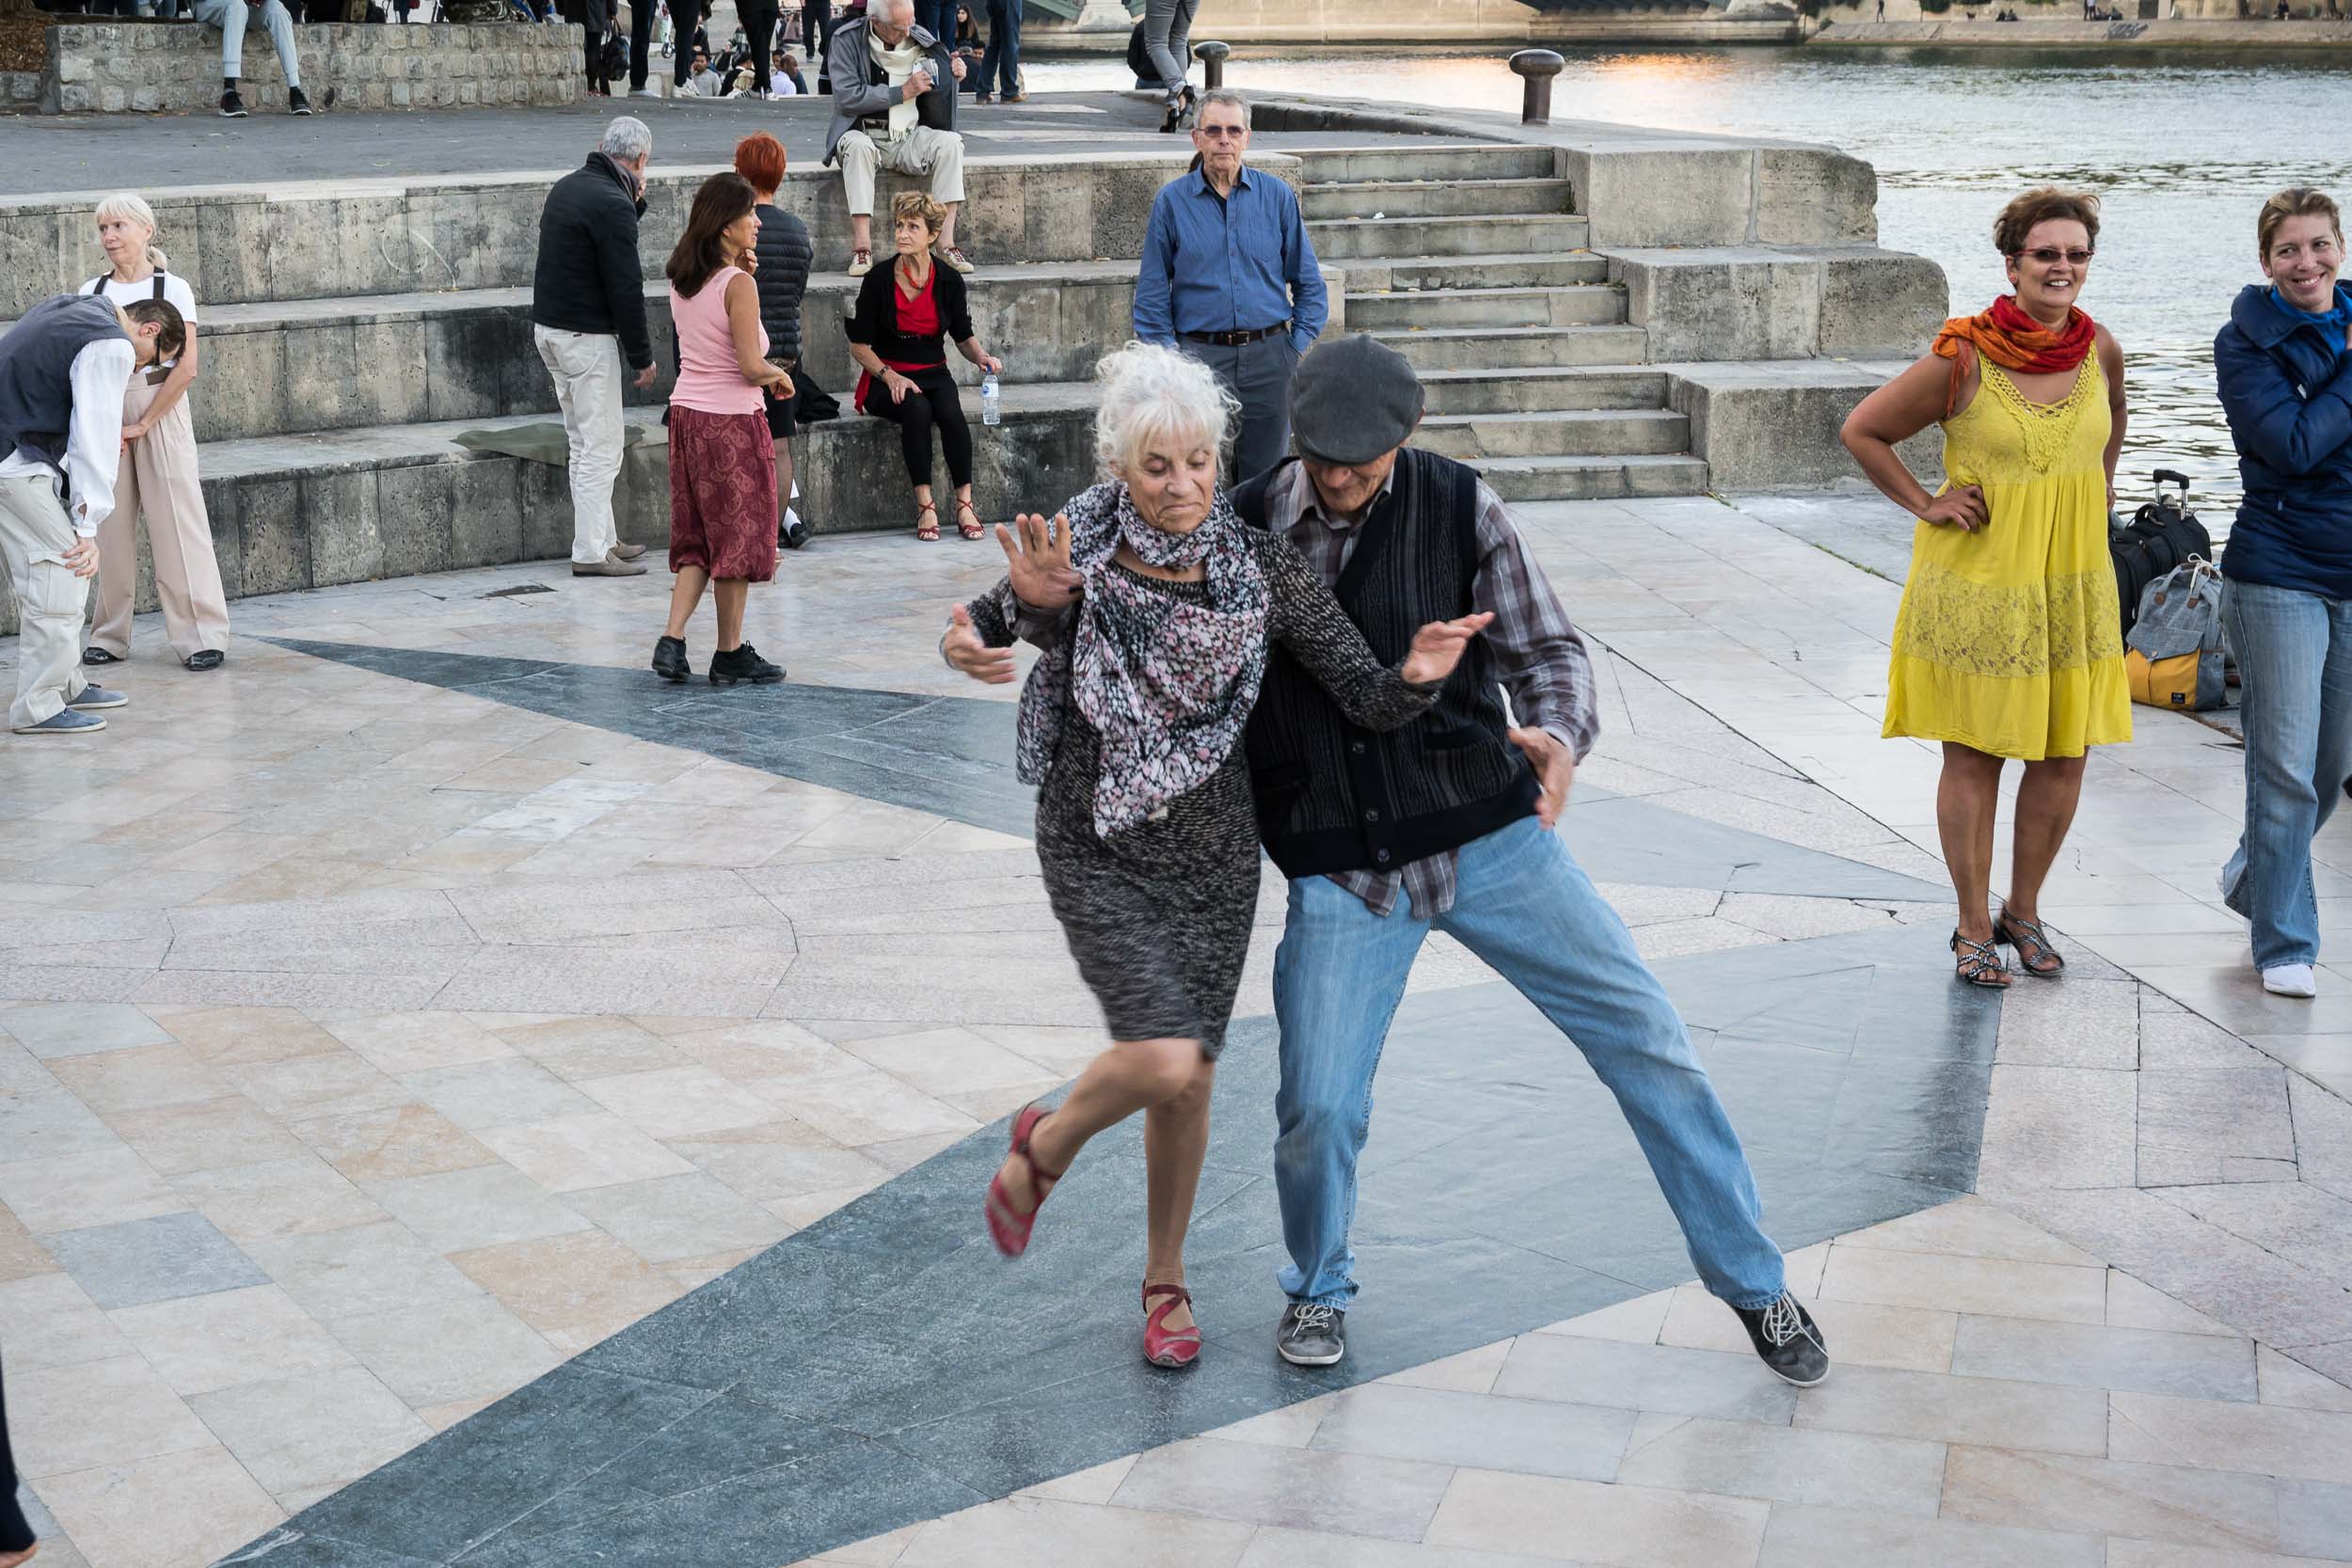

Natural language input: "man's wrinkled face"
[1302,447,1401,519]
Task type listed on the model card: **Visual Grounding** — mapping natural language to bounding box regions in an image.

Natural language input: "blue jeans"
[917,0,957,52]
[980,0,1020,96]
[1271,816,1788,1311]
[2219,578,2352,968]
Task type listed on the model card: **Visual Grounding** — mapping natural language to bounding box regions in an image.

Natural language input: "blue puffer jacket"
[2215,282,2352,595]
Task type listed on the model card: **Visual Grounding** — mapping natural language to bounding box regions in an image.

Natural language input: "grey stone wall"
[30,20,581,116]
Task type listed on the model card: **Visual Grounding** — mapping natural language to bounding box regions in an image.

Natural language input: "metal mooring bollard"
[1194,40,1231,90]
[1509,49,1565,125]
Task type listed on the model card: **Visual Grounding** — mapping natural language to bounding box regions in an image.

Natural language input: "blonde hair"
[1092,341,1238,479]
[890,189,947,239]
[2257,187,2343,265]
[93,192,168,273]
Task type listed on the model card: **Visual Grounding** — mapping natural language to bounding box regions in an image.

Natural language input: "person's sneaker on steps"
[572,549,647,577]
[288,86,313,115]
[708,644,784,686]
[652,636,691,683]
[219,87,248,118]
[12,708,106,736]
[68,686,128,711]
[1275,1302,1345,1367]
[1733,1292,1831,1386]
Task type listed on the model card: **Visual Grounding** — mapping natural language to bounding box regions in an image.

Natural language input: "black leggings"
[866,364,973,490]
[1,1356,31,1555]
[739,0,777,90]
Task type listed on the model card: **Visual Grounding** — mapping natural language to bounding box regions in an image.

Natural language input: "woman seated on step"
[846,191,1003,542]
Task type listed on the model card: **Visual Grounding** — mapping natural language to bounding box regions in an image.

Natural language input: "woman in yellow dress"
[1842,187,2132,988]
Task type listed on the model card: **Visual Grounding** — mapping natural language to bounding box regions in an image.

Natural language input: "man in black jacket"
[532,118,657,578]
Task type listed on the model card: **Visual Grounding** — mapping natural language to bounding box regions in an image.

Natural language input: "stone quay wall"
[1030,0,1806,45]
[19,20,582,116]
[1808,12,2352,41]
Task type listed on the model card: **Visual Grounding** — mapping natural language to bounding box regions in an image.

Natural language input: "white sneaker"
[2262,963,2317,998]
[630,87,662,99]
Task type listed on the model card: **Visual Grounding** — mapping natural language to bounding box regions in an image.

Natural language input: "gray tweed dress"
[966,527,1438,1057]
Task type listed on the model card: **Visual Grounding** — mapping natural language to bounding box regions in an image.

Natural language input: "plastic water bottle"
[980,371,1001,428]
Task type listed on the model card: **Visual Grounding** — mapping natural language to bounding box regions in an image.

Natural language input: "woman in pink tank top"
[655,172,796,688]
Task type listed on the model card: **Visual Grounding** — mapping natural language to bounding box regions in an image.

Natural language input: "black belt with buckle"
[1183,324,1289,347]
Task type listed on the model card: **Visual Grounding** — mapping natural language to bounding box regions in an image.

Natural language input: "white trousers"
[89,373,231,662]
[0,472,94,731]
[533,324,626,565]
[837,126,967,217]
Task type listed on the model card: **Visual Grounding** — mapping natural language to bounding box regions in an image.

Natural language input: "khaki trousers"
[89,372,231,662]
[0,470,94,731]
[836,126,967,215]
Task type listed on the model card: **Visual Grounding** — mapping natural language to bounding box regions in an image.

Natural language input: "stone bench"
[14,18,582,116]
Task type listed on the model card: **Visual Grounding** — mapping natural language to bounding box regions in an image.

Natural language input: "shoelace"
[1758,1293,1809,1349]
[1291,1303,1337,1334]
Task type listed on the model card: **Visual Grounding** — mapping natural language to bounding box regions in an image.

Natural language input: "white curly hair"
[1092,341,1240,481]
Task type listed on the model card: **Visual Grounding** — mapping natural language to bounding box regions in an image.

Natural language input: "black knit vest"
[1234,451,1537,879]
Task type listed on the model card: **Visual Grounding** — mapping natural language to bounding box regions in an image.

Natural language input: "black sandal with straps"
[1950,929,2012,989]
[1996,908,2065,977]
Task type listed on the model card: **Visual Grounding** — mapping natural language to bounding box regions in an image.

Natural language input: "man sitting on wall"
[824,0,972,277]
[195,0,313,119]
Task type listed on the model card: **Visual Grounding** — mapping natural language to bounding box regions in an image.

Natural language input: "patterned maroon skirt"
[668,404,778,582]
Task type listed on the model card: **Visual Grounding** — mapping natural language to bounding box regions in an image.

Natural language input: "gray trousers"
[0,473,94,731]
[1143,0,1200,93]
[1181,333,1297,486]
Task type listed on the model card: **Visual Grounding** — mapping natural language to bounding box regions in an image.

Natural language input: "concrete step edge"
[1422,409,1686,427]
[1308,214,1586,230]
[1343,284,1618,302]
[1472,453,1708,471]
[1301,177,1574,195]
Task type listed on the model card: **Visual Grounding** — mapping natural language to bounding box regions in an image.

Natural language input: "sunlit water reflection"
[1031,45,2352,526]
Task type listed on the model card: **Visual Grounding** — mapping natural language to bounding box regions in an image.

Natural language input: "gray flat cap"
[1288,333,1424,465]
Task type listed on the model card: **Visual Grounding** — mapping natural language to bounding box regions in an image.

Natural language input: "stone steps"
[1474,453,1712,503]
[1418,409,1691,461]
[1293,144,1558,184]
[1343,284,1626,331]
[1367,325,1652,372]
[1347,254,1613,291]
[1300,177,1576,223]
[1416,366,1674,416]
[1308,213,1592,261]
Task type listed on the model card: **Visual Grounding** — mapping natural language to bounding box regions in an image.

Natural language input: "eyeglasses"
[2016,247,2095,265]
[1197,124,1248,139]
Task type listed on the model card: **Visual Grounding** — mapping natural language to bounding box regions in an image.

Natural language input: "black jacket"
[531,152,654,371]
[847,258,974,365]
[750,204,814,366]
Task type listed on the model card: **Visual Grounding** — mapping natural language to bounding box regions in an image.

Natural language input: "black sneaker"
[288,86,313,115]
[81,646,121,666]
[652,635,691,683]
[184,650,225,672]
[1275,1302,1345,1367]
[1733,1292,1831,1387]
[219,87,247,118]
[708,643,784,686]
[780,521,810,551]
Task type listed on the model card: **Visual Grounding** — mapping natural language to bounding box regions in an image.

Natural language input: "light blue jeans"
[2219,578,2352,969]
[191,0,302,86]
[1271,816,1788,1311]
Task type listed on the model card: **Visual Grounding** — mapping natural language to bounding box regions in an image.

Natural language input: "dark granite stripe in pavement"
[218,917,1995,1567]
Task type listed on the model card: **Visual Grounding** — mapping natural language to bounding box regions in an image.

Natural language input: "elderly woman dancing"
[942,342,1488,1369]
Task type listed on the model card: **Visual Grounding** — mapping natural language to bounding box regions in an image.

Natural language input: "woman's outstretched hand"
[1401,611,1494,688]
[995,512,1081,609]
[941,604,1016,684]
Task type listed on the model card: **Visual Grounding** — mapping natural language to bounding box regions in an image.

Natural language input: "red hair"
[733,132,787,193]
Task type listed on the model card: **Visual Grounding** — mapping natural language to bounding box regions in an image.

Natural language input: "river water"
[1030,45,2352,521]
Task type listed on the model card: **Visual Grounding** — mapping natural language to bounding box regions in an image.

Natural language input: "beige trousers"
[0,470,94,731]
[837,126,967,215]
[88,372,230,662]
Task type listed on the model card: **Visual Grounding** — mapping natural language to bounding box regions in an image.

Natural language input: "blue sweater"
[2215,282,2352,596]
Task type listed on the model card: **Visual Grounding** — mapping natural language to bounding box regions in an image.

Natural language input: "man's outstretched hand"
[1507,725,1577,829]
[941,603,1016,685]
[994,512,1081,610]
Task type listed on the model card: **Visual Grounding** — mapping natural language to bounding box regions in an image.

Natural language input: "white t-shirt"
[86,269,199,370]
[770,70,799,95]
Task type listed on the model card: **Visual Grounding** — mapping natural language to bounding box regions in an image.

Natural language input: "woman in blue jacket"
[2216,187,2352,998]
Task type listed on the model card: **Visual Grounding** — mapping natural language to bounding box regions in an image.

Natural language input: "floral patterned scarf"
[1013,480,1272,838]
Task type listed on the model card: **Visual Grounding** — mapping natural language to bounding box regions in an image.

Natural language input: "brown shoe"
[611,542,649,562]
[571,550,648,578]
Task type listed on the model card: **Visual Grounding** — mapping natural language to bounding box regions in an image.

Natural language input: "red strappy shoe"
[1142,1281,1202,1370]
[984,1104,1063,1258]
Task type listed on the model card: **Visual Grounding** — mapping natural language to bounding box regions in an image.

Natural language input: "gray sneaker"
[611,541,649,562]
[13,707,106,735]
[68,685,128,710]
[571,550,648,578]
[1275,1302,1346,1367]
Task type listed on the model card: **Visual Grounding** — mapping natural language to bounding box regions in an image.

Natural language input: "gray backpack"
[2124,557,2227,713]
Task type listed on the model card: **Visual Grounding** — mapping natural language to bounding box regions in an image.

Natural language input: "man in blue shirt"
[1134,88,1328,483]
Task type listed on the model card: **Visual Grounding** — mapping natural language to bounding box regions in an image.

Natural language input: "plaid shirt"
[1265,460,1598,919]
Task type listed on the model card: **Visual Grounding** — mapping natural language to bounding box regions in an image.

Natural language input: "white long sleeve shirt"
[0,337,136,537]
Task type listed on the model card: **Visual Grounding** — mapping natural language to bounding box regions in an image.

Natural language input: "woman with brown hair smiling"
[1841,187,2132,989]
[652,172,795,688]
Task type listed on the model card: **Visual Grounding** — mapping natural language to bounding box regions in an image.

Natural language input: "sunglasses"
[1197,124,1248,139]
[2015,247,2095,265]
